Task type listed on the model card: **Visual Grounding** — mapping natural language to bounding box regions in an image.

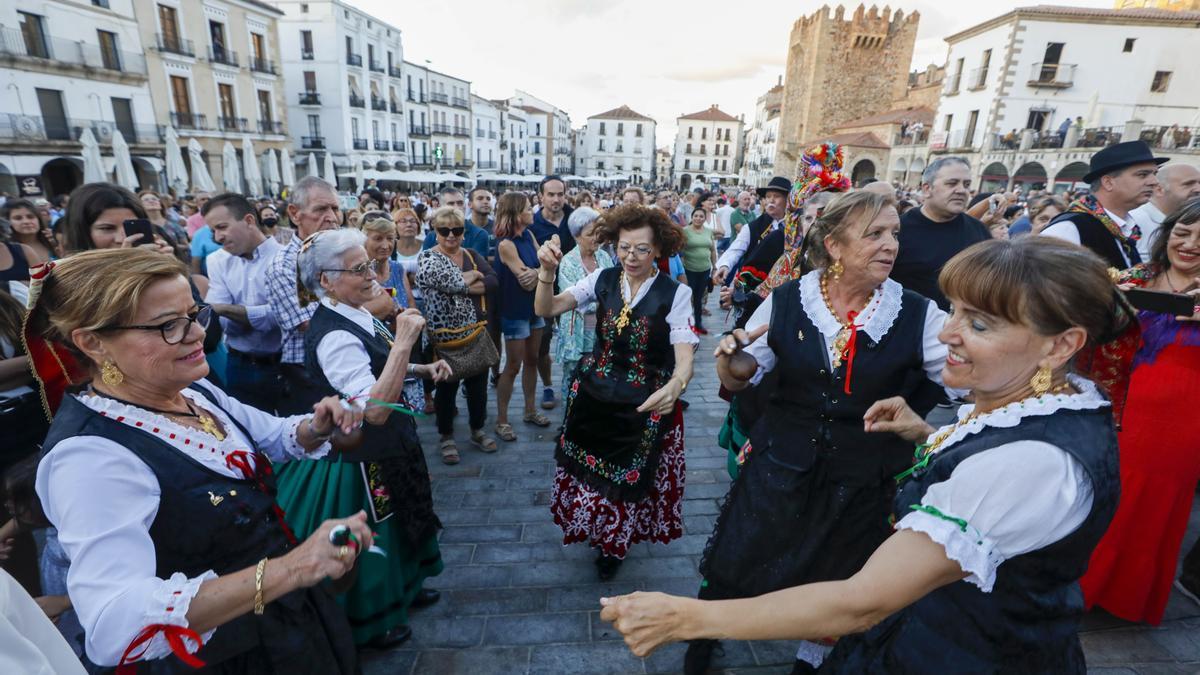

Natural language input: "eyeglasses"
[616,243,654,258]
[100,305,213,345]
[436,227,465,238]
[322,260,379,277]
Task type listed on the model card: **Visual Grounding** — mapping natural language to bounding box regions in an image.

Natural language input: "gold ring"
[338,545,350,559]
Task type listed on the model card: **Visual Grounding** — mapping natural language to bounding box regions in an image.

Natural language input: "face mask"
[261,217,278,227]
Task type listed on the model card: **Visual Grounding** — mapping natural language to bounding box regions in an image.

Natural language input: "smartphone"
[123,218,155,242]
[1124,288,1196,316]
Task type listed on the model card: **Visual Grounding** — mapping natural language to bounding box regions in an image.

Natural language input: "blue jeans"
[500,316,546,340]
[225,351,281,413]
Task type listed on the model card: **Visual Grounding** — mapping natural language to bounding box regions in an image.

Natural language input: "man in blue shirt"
[421,186,489,258]
[530,176,574,253]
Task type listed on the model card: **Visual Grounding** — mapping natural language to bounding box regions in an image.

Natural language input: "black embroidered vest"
[1049,211,1140,269]
[41,385,355,673]
[822,404,1120,674]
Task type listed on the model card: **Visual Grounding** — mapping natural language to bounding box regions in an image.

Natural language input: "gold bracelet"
[253,558,268,615]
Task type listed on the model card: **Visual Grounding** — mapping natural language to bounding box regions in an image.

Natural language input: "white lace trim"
[896,511,1002,592]
[797,270,904,343]
[134,570,218,661]
[924,374,1109,455]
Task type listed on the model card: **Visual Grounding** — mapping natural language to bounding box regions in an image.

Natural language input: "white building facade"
[499,102,528,174]
[276,0,406,185]
[672,105,744,191]
[471,94,500,177]
[426,68,471,175]
[508,90,570,176]
[0,0,161,196]
[576,105,655,183]
[931,5,1200,191]
[655,148,672,186]
[740,82,783,188]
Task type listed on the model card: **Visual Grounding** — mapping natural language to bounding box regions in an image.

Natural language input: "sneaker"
[541,386,557,410]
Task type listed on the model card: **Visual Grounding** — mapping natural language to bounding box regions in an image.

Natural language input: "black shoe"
[790,658,820,675]
[683,639,719,675]
[411,588,441,609]
[595,554,623,581]
[362,624,412,650]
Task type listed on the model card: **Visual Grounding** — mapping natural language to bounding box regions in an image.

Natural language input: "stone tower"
[776,4,919,176]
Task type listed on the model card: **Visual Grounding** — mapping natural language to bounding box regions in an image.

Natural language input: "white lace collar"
[927,374,1109,454]
[75,388,260,477]
[798,269,903,343]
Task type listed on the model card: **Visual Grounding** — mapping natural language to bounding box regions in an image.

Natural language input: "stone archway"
[679,174,692,191]
[1054,161,1090,191]
[0,161,16,196]
[908,157,926,186]
[132,157,159,192]
[851,159,876,186]
[981,162,1010,192]
[1013,161,1048,191]
[891,156,907,184]
[40,158,82,197]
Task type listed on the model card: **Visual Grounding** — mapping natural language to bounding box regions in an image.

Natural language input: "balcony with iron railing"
[451,96,469,109]
[477,161,498,170]
[406,89,416,102]
[390,101,402,114]
[372,139,387,151]
[217,116,248,132]
[411,161,433,170]
[454,160,473,169]
[942,73,961,96]
[368,59,384,73]
[207,46,238,67]
[409,125,429,137]
[453,126,470,137]
[429,92,448,105]
[346,52,362,66]
[392,140,405,151]
[299,92,320,105]
[349,94,365,108]
[371,96,386,111]
[301,48,313,60]
[489,130,498,139]
[258,120,283,135]
[1029,62,1076,88]
[352,138,368,150]
[475,128,484,138]
[301,136,325,149]
[0,114,165,145]
[170,111,208,130]
[389,65,402,79]
[155,33,195,58]
[431,123,452,134]
[249,56,276,75]
[892,128,929,146]
[966,67,989,91]
[0,27,149,77]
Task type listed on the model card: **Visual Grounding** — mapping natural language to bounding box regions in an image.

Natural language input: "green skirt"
[717,397,751,480]
[275,458,443,645]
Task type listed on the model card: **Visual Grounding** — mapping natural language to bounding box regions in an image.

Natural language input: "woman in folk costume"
[717,144,849,478]
[275,230,451,649]
[533,205,698,582]
[687,187,953,674]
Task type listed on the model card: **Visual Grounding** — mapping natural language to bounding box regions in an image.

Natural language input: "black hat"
[1082,140,1168,184]
[757,176,792,198]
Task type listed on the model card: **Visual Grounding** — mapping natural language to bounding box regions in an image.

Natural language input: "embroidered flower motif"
[624,469,640,484]
[586,455,597,468]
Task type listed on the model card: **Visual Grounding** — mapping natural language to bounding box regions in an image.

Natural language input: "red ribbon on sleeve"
[116,623,206,674]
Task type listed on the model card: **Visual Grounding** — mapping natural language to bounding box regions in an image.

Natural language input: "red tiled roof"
[834,106,935,130]
[679,105,739,122]
[590,105,654,121]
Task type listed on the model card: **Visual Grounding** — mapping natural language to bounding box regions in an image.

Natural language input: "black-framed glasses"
[322,259,380,277]
[100,305,213,345]
[436,227,465,238]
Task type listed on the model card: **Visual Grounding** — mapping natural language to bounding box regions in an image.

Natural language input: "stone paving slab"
[362,297,1200,674]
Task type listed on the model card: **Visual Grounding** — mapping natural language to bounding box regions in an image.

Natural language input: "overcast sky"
[354,0,1110,145]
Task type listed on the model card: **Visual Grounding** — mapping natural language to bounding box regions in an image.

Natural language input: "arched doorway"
[679,174,692,191]
[851,159,876,185]
[41,158,82,197]
[980,162,1010,192]
[132,157,159,192]
[908,158,926,186]
[0,162,16,196]
[1054,161,1090,193]
[891,157,907,184]
[1013,162,1048,191]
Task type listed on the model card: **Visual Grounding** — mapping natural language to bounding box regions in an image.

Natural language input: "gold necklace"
[819,271,877,368]
[923,382,1074,456]
[615,270,653,333]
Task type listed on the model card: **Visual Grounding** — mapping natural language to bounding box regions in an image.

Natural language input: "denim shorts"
[501,316,546,340]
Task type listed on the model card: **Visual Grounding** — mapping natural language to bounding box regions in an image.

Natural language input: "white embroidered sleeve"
[895,440,1093,592]
[566,268,604,308]
[668,284,699,345]
[743,293,776,385]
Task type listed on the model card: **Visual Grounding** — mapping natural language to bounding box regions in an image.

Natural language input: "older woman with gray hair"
[554,206,616,399]
[274,228,452,650]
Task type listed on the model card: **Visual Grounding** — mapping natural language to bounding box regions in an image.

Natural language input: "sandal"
[471,430,498,453]
[439,437,460,465]
[494,423,517,442]
[523,411,551,427]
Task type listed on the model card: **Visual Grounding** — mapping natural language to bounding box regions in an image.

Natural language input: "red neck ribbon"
[839,311,860,395]
[224,450,298,547]
[115,624,205,674]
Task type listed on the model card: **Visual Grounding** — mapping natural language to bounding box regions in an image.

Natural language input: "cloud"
[664,54,785,83]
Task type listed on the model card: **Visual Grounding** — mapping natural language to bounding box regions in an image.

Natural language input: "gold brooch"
[208,491,224,506]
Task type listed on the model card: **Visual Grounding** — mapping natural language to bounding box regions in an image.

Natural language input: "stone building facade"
[776,4,918,177]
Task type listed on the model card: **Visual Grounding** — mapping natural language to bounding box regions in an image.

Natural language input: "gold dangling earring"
[1030,365,1052,396]
[830,259,844,282]
[100,360,124,387]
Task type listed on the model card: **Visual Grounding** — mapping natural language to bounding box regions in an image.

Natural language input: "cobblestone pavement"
[363,298,1200,675]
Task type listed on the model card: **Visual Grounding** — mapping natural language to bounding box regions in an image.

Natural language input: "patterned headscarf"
[22,261,90,419]
[756,142,852,298]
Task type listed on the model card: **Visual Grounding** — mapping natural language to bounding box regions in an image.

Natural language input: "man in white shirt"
[714,196,736,252]
[712,176,791,286]
[1041,141,1165,269]
[1129,163,1200,260]
[204,192,282,412]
